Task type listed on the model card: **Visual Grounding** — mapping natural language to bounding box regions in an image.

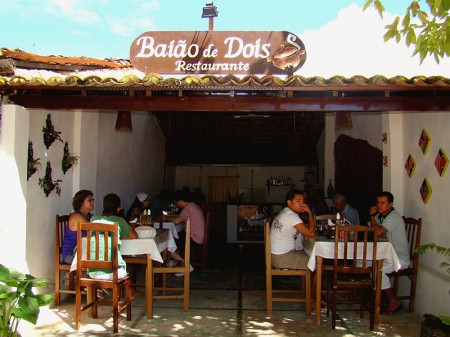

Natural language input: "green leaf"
[438,314,450,326]
[402,12,411,28]
[35,293,54,306]
[11,307,38,325]
[363,0,374,11]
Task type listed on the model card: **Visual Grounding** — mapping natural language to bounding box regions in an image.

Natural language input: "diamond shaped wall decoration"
[418,129,431,155]
[420,178,432,204]
[405,154,416,178]
[434,148,448,177]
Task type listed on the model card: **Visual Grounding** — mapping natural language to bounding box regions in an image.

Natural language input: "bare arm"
[68,212,88,231]
[294,204,315,239]
[368,205,387,237]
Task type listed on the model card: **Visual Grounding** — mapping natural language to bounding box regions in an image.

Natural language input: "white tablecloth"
[304,237,401,272]
[70,228,177,271]
[152,221,179,239]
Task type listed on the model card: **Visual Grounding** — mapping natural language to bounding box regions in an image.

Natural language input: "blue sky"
[1,0,410,59]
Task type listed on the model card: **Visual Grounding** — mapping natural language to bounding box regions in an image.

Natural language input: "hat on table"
[137,193,149,202]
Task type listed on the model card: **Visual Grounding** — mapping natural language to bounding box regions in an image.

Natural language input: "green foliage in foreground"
[415,243,450,326]
[0,264,54,337]
[364,0,450,64]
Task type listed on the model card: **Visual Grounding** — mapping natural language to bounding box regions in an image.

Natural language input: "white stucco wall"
[95,111,166,214]
[399,111,450,318]
[348,110,450,318]
[0,106,166,286]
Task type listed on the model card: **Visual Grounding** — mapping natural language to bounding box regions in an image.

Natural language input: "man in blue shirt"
[369,191,409,315]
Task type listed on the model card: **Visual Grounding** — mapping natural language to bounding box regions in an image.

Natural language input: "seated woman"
[61,190,95,264]
[90,194,138,289]
[125,193,151,222]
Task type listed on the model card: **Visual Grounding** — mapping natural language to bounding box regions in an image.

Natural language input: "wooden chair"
[387,216,422,311]
[264,221,311,315]
[75,222,132,333]
[191,210,211,271]
[148,218,191,318]
[54,214,76,306]
[328,225,381,330]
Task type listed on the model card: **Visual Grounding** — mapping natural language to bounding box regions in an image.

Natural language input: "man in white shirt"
[271,189,315,269]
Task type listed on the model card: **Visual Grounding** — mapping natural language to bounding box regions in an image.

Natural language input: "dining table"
[303,236,402,326]
[152,221,180,239]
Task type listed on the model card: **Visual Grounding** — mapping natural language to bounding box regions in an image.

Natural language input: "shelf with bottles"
[266,175,295,194]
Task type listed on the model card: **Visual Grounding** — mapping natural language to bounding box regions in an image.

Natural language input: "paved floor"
[22,244,422,336]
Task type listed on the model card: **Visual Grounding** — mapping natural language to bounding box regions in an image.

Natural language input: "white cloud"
[298,4,450,78]
[50,0,101,24]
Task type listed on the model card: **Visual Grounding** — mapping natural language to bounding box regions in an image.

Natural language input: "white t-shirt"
[271,207,304,254]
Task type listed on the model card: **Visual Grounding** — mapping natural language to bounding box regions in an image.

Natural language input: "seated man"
[369,191,410,314]
[332,193,360,225]
[271,189,315,270]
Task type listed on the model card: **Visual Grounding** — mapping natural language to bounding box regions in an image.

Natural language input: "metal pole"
[209,17,214,31]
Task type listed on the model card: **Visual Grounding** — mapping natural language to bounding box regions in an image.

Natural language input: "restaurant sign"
[129,31,306,75]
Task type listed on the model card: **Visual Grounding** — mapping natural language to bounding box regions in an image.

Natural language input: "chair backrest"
[76,222,119,282]
[333,225,378,278]
[403,216,422,267]
[203,211,211,246]
[55,214,70,263]
[264,220,272,269]
[184,218,191,266]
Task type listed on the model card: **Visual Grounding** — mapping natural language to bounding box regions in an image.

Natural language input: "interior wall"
[95,111,166,213]
[172,165,311,204]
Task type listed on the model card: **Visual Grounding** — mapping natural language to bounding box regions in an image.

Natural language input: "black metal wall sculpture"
[38,161,62,197]
[62,142,79,174]
[42,114,63,149]
[27,141,41,180]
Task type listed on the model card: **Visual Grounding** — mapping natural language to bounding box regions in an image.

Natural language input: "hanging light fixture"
[115,110,132,133]
[201,2,218,31]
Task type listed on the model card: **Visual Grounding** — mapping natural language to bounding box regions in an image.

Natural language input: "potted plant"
[42,114,63,149]
[38,162,62,197]
[26,141,41,181]
[61,142,79,174]
[0,264,54,337]
[416,243,450,337]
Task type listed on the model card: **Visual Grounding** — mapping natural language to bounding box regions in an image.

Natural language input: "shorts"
[271,250,309,270]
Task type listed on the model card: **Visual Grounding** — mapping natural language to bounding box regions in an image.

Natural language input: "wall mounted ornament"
[418,129,431,155]
[27,141,41,180]
[420,178,432,204]
[62,142,79,174]
[38,161,62,197]
[404,154,416,178]
[434,148,448,177]
[42,113,63,149]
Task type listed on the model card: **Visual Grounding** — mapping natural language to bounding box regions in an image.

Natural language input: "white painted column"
[381,111,404,214]
[0,104,29,273]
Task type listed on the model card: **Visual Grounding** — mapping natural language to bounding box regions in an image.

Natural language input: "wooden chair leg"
[266,273,272,314]
[55,270,61,306]
[305,272,311,316]
[409,274,417,312]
